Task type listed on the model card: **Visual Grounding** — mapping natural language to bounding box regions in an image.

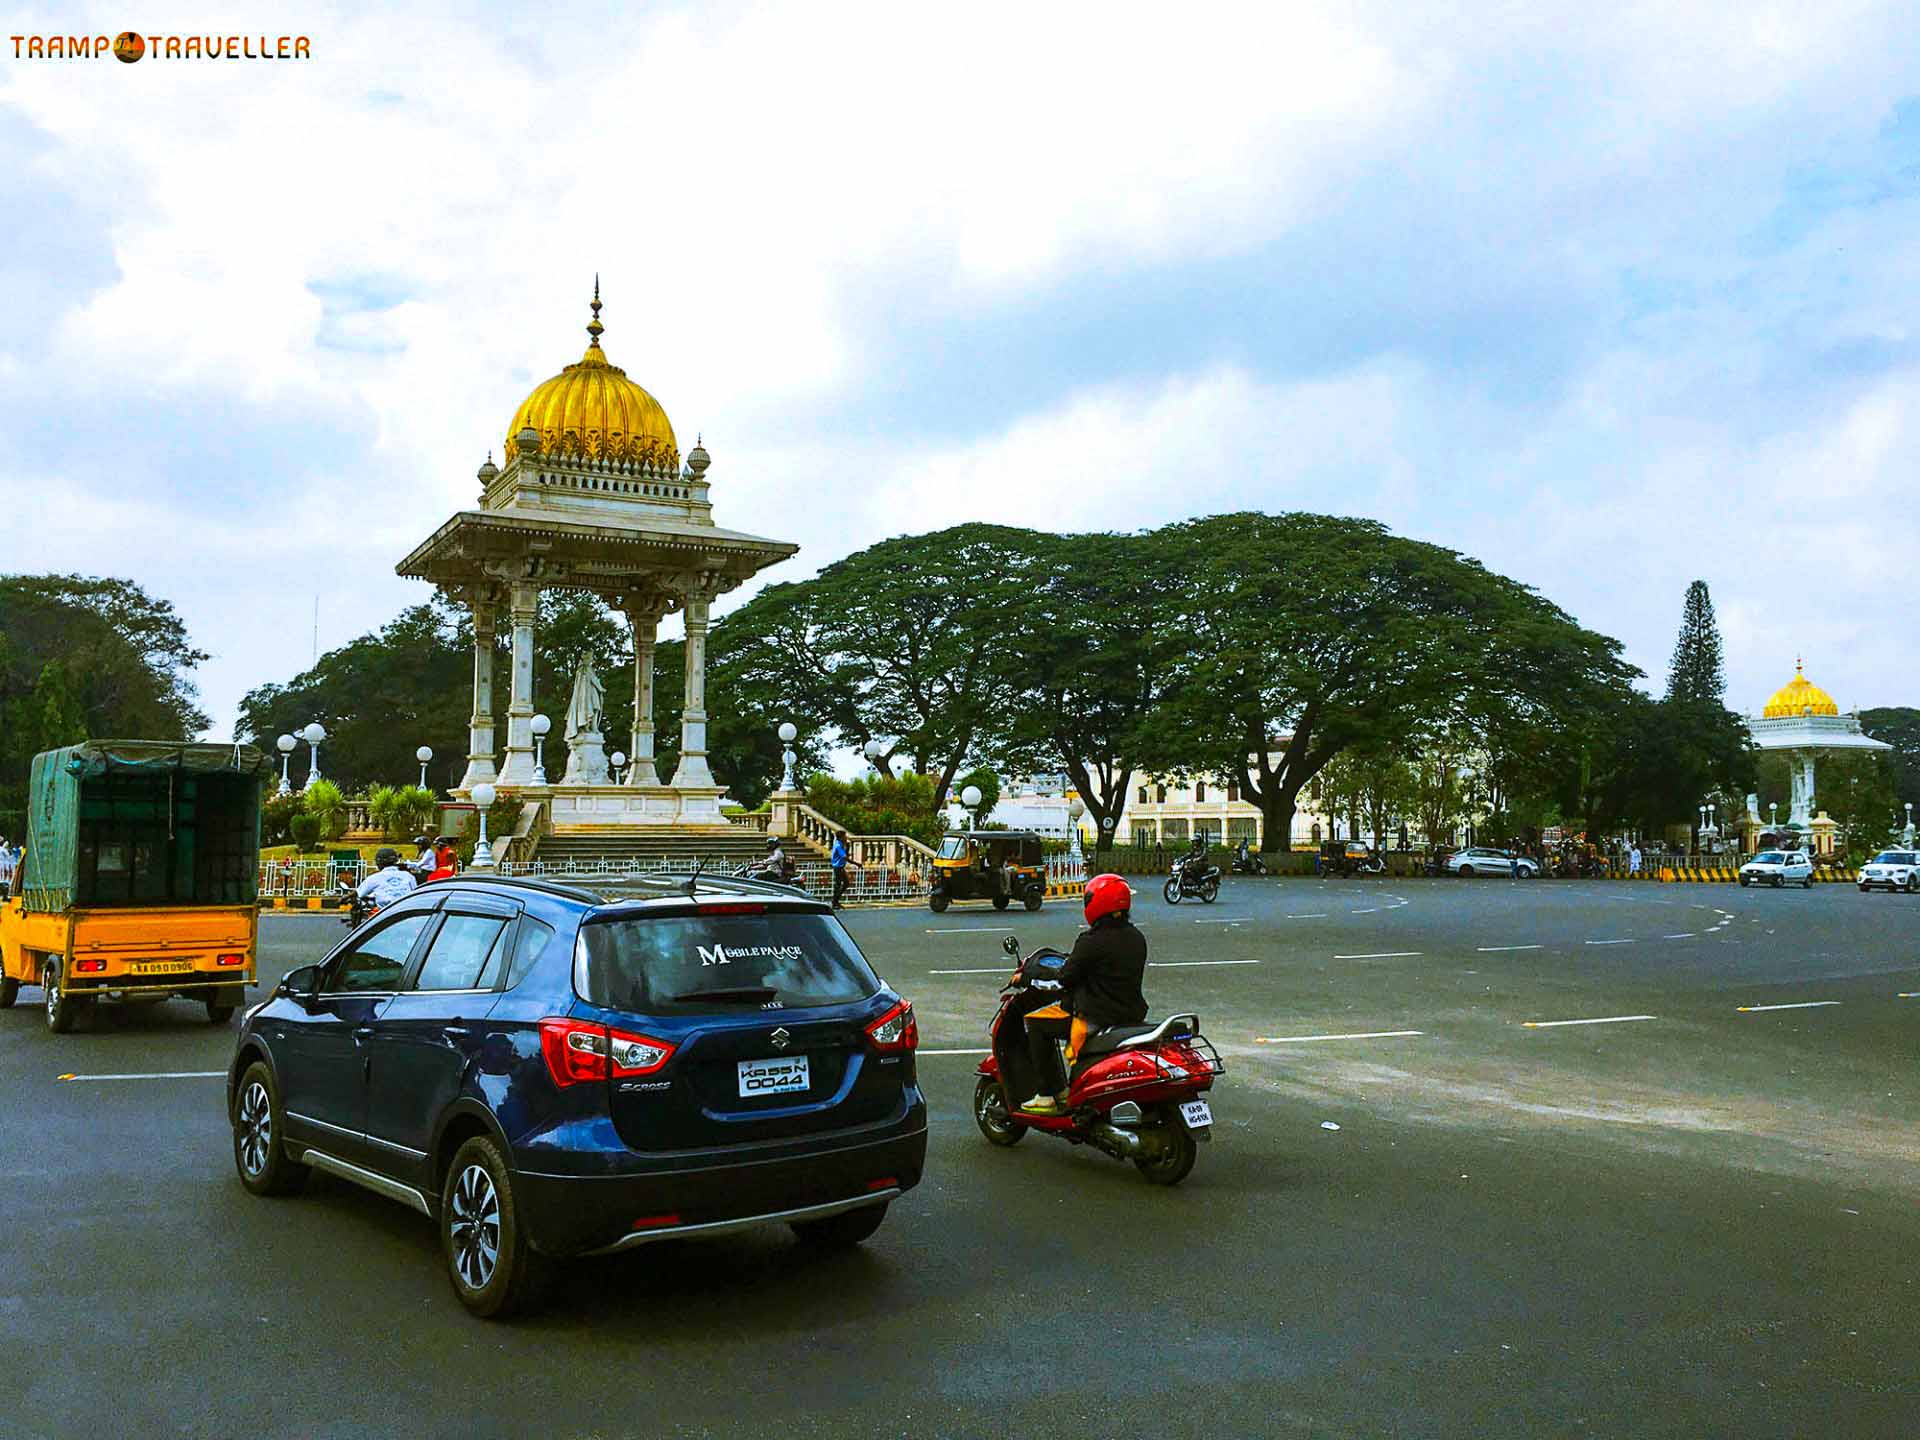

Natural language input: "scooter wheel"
[973,1076,1026,1147]
[1134,1110,1197,1186]
[1163,879,1182,905]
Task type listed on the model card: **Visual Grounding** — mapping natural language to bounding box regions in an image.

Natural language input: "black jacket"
[1058,916,1148,1027]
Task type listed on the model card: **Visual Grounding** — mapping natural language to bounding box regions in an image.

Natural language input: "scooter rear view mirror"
[1002,935,1020,956]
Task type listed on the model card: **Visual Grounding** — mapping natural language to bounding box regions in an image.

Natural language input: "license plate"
[738,1055,810,1097]
[130,960,194,975]
[1179,1099,1213,1129]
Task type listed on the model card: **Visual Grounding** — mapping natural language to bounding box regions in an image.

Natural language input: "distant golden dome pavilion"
[502,279,678,468]
[1760,660,1839,718]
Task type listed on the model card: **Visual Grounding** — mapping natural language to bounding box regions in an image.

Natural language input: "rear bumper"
[513,1117,928,1257]
[67,972,251,997]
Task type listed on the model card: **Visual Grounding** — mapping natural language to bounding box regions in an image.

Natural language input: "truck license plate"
[738,1055,810,1097]
[130,960,193,975]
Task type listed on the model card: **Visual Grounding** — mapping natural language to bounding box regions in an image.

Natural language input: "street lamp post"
[961,784,983,830]
[610,751,627,786]
[416,745,433,790]
[863,738,885,774]
[274,734,296,797]
[301,722,326,791]
[1769,802,1779,829]
[469,782,498,870]
[530,713,551,786]
[778,722,798,792]
[1068,799,1086,867]
[1904,802,1915,846]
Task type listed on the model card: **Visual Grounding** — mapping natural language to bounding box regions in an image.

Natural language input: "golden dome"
[503,282,678,468]
[1761,659,1839,718]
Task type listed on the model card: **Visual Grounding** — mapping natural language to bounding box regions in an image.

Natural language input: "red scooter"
[973,936,1224,1186]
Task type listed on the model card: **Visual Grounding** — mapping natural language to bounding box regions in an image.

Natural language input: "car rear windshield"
[578,911,882,1016]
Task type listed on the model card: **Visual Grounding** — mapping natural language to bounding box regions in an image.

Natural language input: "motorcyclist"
[1179,834,1211,888]
[428,836,459,883]
[355,847,419,908]
[753,834,793,883]
[408,834,436,880]
[1021,873,1148,1114]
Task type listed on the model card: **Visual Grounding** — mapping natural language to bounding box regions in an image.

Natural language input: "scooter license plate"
[1179,1099,1213,1130]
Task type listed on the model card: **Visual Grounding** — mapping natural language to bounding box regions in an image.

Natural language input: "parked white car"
[1858,849,1919,894]
[1738,850,1814,888]
[1445,846,1539,878]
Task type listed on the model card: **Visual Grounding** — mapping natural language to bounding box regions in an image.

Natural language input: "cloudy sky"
[3,2,1916,737]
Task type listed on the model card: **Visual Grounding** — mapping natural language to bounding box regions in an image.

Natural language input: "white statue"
[560,654,611,785]
[564,655,605,742]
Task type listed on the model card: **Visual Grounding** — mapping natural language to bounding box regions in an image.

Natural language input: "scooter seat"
[1073,1023,1158,1061]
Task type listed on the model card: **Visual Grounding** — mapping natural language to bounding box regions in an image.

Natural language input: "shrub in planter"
[289,813,323,853]
[261,791,301,848]
[302,779,347,842]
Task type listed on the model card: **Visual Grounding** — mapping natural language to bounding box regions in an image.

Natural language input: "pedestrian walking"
[0,837,15,899]
[830,832,860,910]
[1629,844,1642,877]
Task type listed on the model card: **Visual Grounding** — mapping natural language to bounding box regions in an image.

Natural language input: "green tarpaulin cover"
[22,740,272,914]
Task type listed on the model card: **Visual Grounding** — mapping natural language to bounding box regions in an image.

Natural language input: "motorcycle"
[336,879,379,929]
[1229,847,1268,877]
[734,859,806,891]
[973,936,1224,1186]
[1163,859,1221,904]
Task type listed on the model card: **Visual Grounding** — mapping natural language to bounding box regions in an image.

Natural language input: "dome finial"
[586,275,604,347]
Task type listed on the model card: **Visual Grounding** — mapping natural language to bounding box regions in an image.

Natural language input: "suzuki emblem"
[770,1027,791,1050]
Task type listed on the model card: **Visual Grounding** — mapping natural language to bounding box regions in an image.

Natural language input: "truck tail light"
[216,953,245,967]
[75,959,106,973]
[864,1000,917,1054]
[538,1018,676,1088]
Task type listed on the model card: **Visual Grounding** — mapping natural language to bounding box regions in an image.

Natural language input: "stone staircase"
[530,826,793,877]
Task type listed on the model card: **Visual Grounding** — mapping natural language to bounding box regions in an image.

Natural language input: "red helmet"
[1083,873,1132,926]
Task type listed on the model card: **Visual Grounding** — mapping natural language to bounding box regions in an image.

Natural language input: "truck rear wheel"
[0,976,17,1009]
[43,955,84,1034]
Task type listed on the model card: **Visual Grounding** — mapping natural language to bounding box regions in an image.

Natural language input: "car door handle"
[442,1025,472,1045]
[353,1026,374,1041]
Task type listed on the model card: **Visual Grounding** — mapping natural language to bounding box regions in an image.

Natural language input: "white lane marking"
[1334,951,1422,960]
[1898,993,1920,999]
[1193,918,1243,925]
[1350,907,1379,914]
[1149,959,1260,968]
[918,1048,992,1056]
[1286,913,1330,919]
[1520,1015,1658,1029]
[1584,939,1633,946]
[1663,933,1696,940]
[926,928,1017,935]
[1477,944,1543,952]
[927,967,1012,975]
[1256,1030,1424,1043]
[1736,1001,1841,1013]
[56,1070,226,1083]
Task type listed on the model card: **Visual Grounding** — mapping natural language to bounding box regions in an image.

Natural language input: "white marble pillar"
[499,581,540,786]
[459,599,499,791]
[670,582,717,790]
[1789,751,1816,827]
[627,607,663,786]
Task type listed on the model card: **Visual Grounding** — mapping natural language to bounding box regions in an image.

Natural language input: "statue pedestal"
[562,730,611,786]
[546,784,730,828]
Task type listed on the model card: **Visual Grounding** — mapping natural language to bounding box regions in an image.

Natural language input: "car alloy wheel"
[448,1162,501,1292]
[237,1080,273,1179]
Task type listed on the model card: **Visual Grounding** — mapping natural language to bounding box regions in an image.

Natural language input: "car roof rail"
[589,870,830,908]
[441,875,607,905]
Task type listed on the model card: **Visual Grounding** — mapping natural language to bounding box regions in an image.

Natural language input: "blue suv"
[227,873,925,1316]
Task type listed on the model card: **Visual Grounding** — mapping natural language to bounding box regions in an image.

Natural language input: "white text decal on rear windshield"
[697,943,806,967]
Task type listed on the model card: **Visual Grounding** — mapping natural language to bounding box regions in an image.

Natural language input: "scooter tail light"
[865,999,917,1053]
[539,1018,676,1087]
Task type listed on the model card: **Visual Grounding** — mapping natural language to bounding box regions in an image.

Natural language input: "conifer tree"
[1665,580,1726,705]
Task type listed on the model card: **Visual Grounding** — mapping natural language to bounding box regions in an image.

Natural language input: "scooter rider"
[356,847,420,908]
[1022,873,1148,1114]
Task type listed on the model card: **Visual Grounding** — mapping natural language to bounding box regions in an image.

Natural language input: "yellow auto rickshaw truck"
[929,830,1047,913]
[0,740,270,1032]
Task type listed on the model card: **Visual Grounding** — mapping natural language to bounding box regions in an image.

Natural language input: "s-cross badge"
[770,1027,791,1050]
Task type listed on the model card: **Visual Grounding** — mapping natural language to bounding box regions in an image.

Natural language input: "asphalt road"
[2,877,1916,1438]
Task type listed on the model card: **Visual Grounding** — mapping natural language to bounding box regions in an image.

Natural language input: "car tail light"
[629,1213,681,1231]
[864,1000,918,1053]
[75,959,106,973]
[865,1176,899,1192]
[697,902,767,915]
[538,1018,677,1088]
[216,953,245,967]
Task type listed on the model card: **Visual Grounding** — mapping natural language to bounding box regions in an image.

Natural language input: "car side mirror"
[277,964,322,1001]
[1002,935,1020,957]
